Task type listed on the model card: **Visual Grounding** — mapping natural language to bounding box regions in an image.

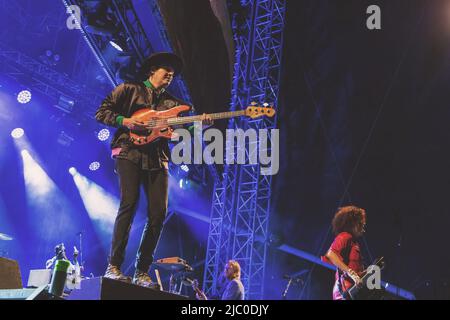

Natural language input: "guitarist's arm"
[95,83,127,128]
[326,250,362,286]
[95,83,148,131]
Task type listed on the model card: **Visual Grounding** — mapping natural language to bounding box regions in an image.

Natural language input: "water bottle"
[49,259,70,297]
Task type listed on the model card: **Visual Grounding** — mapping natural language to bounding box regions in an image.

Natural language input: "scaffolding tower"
[203,0,286,300]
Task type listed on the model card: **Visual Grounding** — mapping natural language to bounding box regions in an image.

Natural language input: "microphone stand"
[282,278,293,300]
[77,232,84,275]
[282,276,305,299]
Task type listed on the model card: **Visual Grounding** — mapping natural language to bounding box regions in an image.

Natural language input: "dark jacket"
[95,81,190,170]
[221,278,245,300]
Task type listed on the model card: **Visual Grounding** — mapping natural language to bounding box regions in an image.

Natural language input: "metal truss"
[62,0,191,100]
[0,43,104,120]
[204,0,286,300]
[62,0,118,88]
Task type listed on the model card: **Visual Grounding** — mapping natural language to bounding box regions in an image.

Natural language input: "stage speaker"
[67,277,189,300]
[0,257,22,289]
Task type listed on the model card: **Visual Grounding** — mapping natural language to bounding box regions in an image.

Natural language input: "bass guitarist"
[95,52,212,287]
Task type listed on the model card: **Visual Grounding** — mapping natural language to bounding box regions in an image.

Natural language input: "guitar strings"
[140,110,249,129]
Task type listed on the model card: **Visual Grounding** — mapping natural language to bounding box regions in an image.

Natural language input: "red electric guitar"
[128,104,276,146]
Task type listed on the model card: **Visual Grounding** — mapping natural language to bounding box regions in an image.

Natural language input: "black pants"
[109,158,169,272]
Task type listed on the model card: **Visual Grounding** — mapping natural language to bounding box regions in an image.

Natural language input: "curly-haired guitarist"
[324,206,367,300]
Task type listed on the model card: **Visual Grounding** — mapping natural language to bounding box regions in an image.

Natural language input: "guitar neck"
[168,110,246,126]
[194,287,203,295]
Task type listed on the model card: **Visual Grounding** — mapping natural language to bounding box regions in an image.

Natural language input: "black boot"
[132,270,160,290]
[104,264,132,283]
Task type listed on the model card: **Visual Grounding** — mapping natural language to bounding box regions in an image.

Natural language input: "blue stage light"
[89,162,100,171]
[17,90,31,104]
[97,129,110,141]
[179,179,191,189]
[21,150,55,197]
[11,128,24,139]
[72,171,119,229]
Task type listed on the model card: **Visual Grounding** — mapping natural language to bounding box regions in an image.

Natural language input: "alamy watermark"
[66,5,81,30]
[365,264,382,290]
[366,5,381,30]
[171,122,280,176]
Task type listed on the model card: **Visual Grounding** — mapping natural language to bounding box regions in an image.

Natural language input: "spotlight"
[17,90,31,104]
[97,129,110,141]
[71,170,119,229]
[69,167,77,175]
[179,179,190,189]
[109,35,129,53]
[11,128,24,139]
[109,40,123,52]
[89,162,100,171]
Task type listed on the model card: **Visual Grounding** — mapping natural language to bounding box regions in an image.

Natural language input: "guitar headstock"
[375,256,385,270]
[245,102,276,119]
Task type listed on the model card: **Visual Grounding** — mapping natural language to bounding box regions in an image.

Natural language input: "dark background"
[269,0,450,299]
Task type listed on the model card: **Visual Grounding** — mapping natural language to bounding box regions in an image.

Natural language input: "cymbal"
[0,232,13,241]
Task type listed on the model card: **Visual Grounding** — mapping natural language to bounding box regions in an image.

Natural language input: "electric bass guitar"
[128,104,276,146]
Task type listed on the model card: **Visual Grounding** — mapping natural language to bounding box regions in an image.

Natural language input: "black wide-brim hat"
[140,52,183,77]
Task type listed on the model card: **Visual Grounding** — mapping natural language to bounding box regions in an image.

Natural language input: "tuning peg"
[250,101,257,106]
[263,102,269,107]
